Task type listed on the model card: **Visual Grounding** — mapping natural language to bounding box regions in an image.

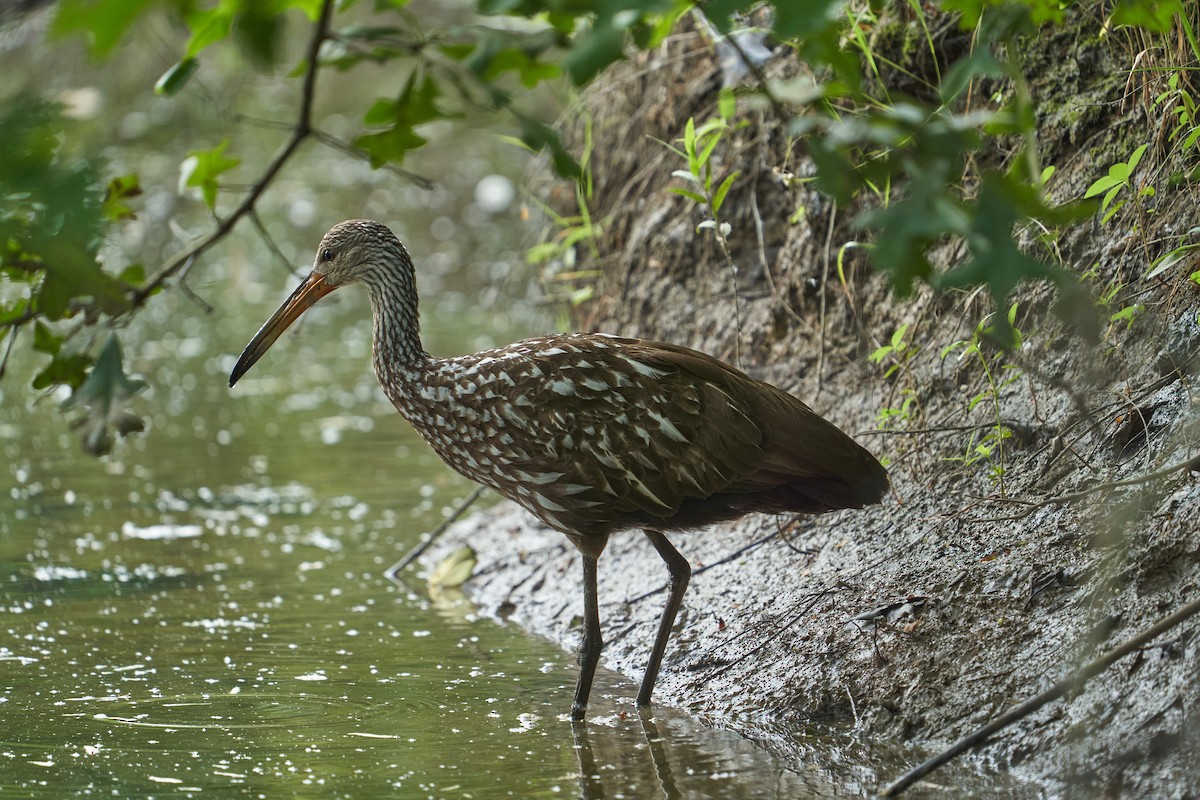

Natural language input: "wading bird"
[229,220,887,720]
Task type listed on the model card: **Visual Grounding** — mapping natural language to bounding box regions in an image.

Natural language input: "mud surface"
[427,13,1200,798]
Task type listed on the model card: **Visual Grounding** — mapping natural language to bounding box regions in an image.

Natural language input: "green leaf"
[32,321,61,356]
[62,334,147,456]
[718,88,736,121]
[712,171,739,214]
[1111,0,1183,32]
[51,0,156,57]
[155,58,200,96]
[117,264,146,286]
[456,27,563,87]
[280,0,325,21]
[353,73,449,168]
[38,241,129,319]
[0,299,33,326]
[697,125,724,170]
[232,1,284,64]
[562,15,628,86]
[0,95,126,318]
[103,174,142,221]
[940,46,1004,104]
[184,138,241,209]
[1083,175,1122,198]
[934,171,1084,347]
[33,351,93,392]
[185,0,237,59]
[683,117,698,174]
[858,160,970,296]
[772,0,843,39]
[513,110,580,179]
[669,187,708,205]
[1127,142,1148,170]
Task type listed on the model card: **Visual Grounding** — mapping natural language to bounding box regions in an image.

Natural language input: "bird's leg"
[571,552,603,721]
[637,530,691,708]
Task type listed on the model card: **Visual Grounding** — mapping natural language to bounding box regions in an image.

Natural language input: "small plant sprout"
[522,114,605,321]
[661,92,748,362]
[665,91,744,245]
[940,303,1025,493]
[1084,143,1153,225]
[870,323,916,380]
[870,322,923,431]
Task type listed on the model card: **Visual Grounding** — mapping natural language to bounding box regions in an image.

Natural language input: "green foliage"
[0,96,131,328]
[1109,0,1183,32]
[355,73,454,168]
[1084,144,1153,223]
[183,139,242,210]
[940,304,1026,491]
[1152,72,1200,153]
[870,324,917,380]
[665,96,743,240]
[51,0,157,56]
[871,324,922,430]
[525,114,602,318]
[103,175,143,222]
[61,335,147,456]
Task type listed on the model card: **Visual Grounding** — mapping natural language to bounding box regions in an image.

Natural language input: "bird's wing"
[632,339,888,508]
[491,337,768,528]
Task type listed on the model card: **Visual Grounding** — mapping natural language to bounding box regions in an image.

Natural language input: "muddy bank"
[426,12,1199,798]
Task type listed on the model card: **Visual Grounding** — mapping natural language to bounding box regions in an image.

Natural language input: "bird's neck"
[366,277,430,381]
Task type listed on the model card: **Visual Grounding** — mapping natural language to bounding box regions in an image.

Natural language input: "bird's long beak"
[229,271,338,387]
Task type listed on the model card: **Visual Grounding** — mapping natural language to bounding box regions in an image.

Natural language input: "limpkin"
[229,219,888,720]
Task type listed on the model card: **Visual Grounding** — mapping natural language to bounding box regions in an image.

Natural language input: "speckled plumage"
[230,219,888,720]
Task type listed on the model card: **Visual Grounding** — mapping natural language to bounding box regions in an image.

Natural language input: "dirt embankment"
[430,12,1200,798]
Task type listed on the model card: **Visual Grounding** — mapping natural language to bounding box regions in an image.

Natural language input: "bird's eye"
[321,248,334,262]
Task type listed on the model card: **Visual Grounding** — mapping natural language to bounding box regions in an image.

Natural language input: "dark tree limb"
[878,594,1200,797]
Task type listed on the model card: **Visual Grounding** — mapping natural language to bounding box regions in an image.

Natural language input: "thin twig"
[628,530,780,604]
[815,204,837,397]
[967,453,1200,523]
[0,323,20,380]
[879,594,1200,797]
[175,253,214,313]
[129,0,334,309]
[384,486,485,584]
[857,419,1036,437]
[310,130,433,189]
[249,209,301,276]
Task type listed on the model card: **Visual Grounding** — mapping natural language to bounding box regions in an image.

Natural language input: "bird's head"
[311,219,409,286]
[228,219,413,387]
